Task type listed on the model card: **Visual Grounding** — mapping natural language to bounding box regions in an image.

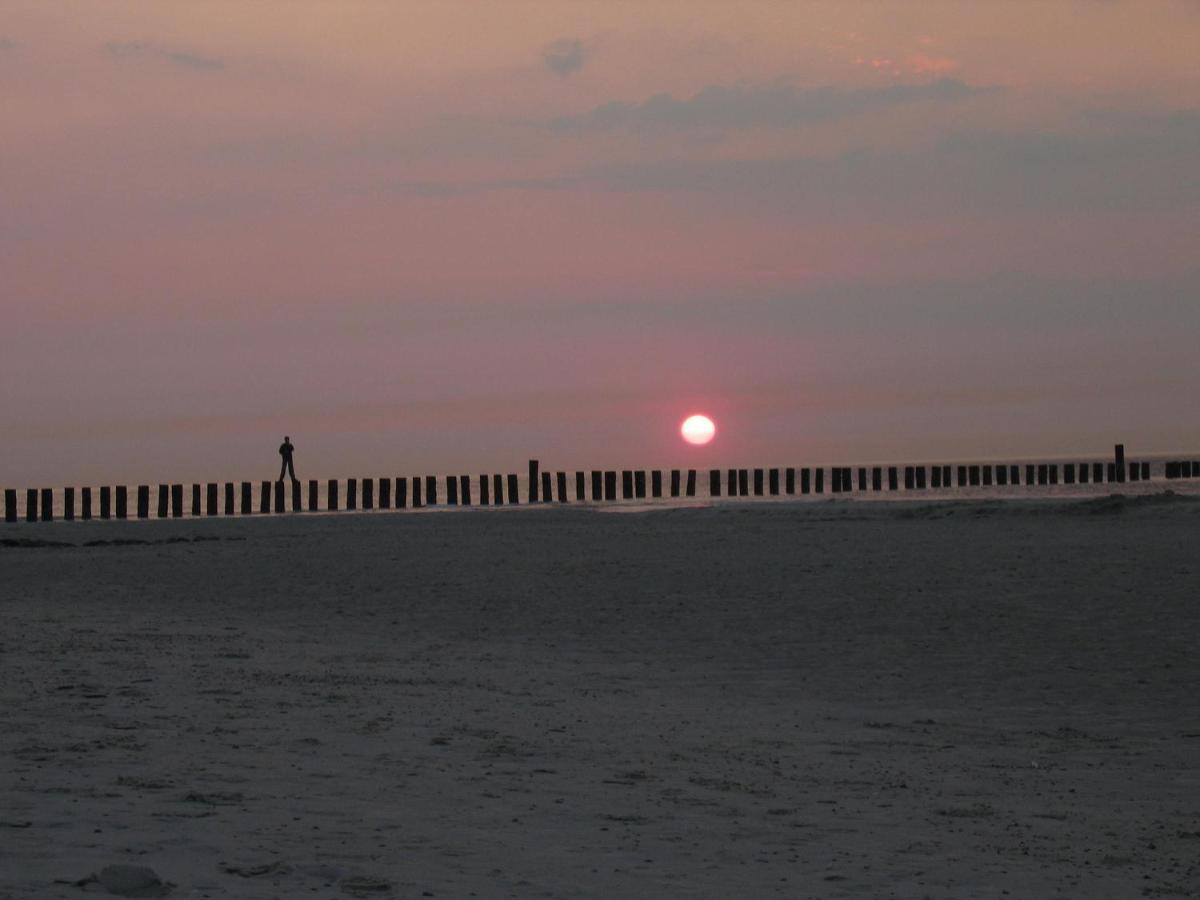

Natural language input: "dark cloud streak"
[543,38,586,76]
[106,40,224,71]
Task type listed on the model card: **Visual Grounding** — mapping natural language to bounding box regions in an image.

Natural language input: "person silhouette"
[278,436,297,482]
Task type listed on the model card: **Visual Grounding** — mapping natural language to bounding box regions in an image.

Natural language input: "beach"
[2,495,1197,898]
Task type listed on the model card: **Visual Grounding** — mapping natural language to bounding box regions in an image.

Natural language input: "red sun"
[681,414,716,445]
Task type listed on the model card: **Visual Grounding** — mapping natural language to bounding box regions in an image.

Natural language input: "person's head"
[284,435,290,442]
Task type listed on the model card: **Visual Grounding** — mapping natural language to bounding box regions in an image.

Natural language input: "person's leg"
[279,460,287,481]
[286,458,297,481]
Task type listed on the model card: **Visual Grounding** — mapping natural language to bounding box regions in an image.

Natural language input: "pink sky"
[2,1,1198,484]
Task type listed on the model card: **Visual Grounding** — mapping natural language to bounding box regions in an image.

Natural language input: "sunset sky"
[3,1,1198,484]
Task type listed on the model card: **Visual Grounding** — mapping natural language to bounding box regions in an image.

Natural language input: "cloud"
[543,38,586,76]
[105,40,224,72]
[548,78,980,132]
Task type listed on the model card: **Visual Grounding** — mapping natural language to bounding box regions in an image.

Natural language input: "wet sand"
[2,496,1197,898]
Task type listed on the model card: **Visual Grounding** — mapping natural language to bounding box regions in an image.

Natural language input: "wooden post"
[634,471,646,499]
[736,469,748,496]
[769,468,780,495]
[529,460,539,503]
[412,476,423,508]
[1078,463,1088,484]
[753,468,764,496]
[1106,462,1116,482]
[192,484,202,516]
[786,467,796,494]
[956,465,967,487]
[856,468,866,492]
[554,471,566,502]
[137,485,150,519]
[26,488,37,522]
[981,465,992,487]
[506,474,518,504]
[239,482,251,515]
[686,469,696,497]
[726,468,736,496]
[801,468,811,494]
[967,465,979,487]
[996,466,1008,486]
[446,475,458,505]
[1165,462,1179,479]
[1114,444,1126,483]
[1025,464,1035,485]
[258,481,269,513]
[40,487,53,521]
[396,478,408,509]
[172,484,184,518]
[225,482,235,515]
[426,476,437,506]
[347,478,358,510]
[540,471,552,502]
[461,475,472,506]
[832,469,843,494]
[493,474,503,505]
[100,485,112,519]
[932,466,942,489]
[1064,463,1076,484]
[591,471,603,501]
[206,483,218,516]
[1049,464,1058,485]
[273,481,285,513]
[871,467,882,491]
[886,467,897,491]
[1009,465,1018,485]
[575,471,585,501]
[915,466,926,490]
[5,488,17,523]
[604,471,617,501]
[479,475,490,506]
[116,486,128,519]
[291,479,301,511]
[709,469,721,497]
[379,477,392,509]
[651,470,662,498]
[82,487,93,520]
[904,466,914,490]
[309,479,320,511]
[1129,462,1140,482]
[667,469,678,497]
[815,468,824,493]
[1141,461,1150,481]
[1037,464,1048,485]
[64,487,75,521]
[622,470,633,499]
[363,478,375,510]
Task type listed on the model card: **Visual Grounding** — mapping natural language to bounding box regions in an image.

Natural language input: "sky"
[2,1,1199,484]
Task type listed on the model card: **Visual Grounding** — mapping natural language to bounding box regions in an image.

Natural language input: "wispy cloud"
[543,38,586,76]
[105,40,224,72]
[548,78,981,133]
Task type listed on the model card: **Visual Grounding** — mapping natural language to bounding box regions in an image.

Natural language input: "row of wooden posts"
[4,446,1198,524]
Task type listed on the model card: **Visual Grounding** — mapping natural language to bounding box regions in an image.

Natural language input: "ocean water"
[4,454,1199,521]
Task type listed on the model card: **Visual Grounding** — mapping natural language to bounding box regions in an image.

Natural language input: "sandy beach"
[2,495,1197,898]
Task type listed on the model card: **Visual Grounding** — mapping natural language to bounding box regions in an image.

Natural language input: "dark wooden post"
[26,488,37,522]
[915,466,926,490]
[667,469,679,497]
[1140,461,1150,481]
[172,484,184,518]
[347,478,358,510]
[604,471,617,501]
[904,466,914,490]
[1165,462,1179,479]
[191,484,201,516]
[1114,444,1126,483]
[395,477,407,509]
[1077,463,1088,484]
[709,469,721,497]
[82,487,93,520]
[634,471,646,499]
[412,476,423,508]
[540,471,552,502]
[871,467,882,491]
[981,465,992,487]
[239,482,251,514]
[932,466,942,488]
[737,469,748,496]
[309,479,320,511]
[225,482,235,515]
[815,468,824,493]
[426,476,438,506]
[38,488,51,521]
[967,465,979,487]
[1064,463,1076,484]
[887,467,898,491]
[137,485,150,519]
[64,487,75,521]
[273,481,285,513]
[379,477,391,509]
[769,468,780,495]
[801,468,811,494]
[1037,464,1048,485]
[461,475,472,506]
[290,479,301,511]
[493,474,503,505]
[1049,464,1058,485]
[1008,465,1018,485]
[446,476,458,505]
[575,471,585,501]
[1106,462,1116,482]
[753,468,764,496]
[726,468,736,496]
[5,488,17,523]
[100,485,112,519]
[206,483,218,516]
[686,469,696,497]
[363,478,375,509]
[506,474,518,504]
[996,466,1008,486]
[832,469,843,494]
[786,468,796,494]
[1025,464,1035,485]
[258,481,269,513]
[854,468,864,491]
[651,470,662,498]
[556,471,567,503]
[116,486,128,519]
[479,475,490,506]
[622,470,633,499]
[1129,462,1140,482]
[591,471,603,500]
[528,460,539,503]
[957,465,967,487]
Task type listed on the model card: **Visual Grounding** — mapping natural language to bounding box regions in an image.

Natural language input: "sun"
[681,414,716,445]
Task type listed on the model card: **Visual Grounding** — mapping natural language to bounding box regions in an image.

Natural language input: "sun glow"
[681,414,716,445]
